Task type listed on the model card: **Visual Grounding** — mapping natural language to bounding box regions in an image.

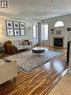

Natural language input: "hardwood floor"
[0,47,68,95]
[48,73,71,95]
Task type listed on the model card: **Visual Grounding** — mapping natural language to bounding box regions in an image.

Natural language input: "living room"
[0,0,71,95]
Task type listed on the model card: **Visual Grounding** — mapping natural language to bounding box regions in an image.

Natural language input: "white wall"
[43,14,71,48]
[0,16,38,46]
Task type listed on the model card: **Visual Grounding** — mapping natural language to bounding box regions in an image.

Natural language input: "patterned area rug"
[6,49,63,72]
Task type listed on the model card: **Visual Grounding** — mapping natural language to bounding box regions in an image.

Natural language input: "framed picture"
[56,30,61,35]
[7,29,14,36]
[14,29,20,36]
[20,22,25,29]
[6,21,13,28]
[14,21,19,28]
[20,29,25,35]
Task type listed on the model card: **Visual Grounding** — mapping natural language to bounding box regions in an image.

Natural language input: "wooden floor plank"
[0,47,68,95]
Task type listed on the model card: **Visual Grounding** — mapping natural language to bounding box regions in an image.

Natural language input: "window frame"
[54,21,64,27]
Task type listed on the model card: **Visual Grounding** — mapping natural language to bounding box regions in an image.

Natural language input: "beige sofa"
[12,40,32,51]
[0,59,17,84]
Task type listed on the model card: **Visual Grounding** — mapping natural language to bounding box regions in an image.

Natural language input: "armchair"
[4,40,17,54]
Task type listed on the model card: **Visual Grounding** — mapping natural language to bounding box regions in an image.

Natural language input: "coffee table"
[32,47,45,55]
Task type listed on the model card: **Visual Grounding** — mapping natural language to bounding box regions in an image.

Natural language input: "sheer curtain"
[41,24,48,45]
[33,24,38,46]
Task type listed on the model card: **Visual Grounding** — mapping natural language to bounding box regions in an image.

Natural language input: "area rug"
[6,49,63,72]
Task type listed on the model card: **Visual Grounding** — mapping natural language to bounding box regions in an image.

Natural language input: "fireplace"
[54,38,63,47]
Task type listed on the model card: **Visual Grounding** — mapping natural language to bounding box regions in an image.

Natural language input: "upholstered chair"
[4,40,17,54]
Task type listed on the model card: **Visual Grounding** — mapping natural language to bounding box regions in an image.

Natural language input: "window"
[33,25,37,40]
[54,21,64,27]
[41,24,48,40]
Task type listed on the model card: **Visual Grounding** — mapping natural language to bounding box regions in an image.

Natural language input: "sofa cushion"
[12,40,20,46]
[22,40,32,45]
[19,40,23,45]
[23,45,32,49]
[16,45,24,50]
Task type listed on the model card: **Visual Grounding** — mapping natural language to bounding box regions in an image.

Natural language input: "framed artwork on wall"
[20,29,25,35]
[14,29,20,36]
[6,21,13,28]
[56,30,61,35]
[14,21,19,28]
[20,22,25,29]
[7,29,14,36]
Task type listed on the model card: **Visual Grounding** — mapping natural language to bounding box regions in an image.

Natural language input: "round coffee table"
[32,47,45,55]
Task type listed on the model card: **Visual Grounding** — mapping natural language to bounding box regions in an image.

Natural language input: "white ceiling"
[0,0,71,20]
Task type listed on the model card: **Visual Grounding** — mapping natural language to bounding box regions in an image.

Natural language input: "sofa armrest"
[0,60,17,84]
